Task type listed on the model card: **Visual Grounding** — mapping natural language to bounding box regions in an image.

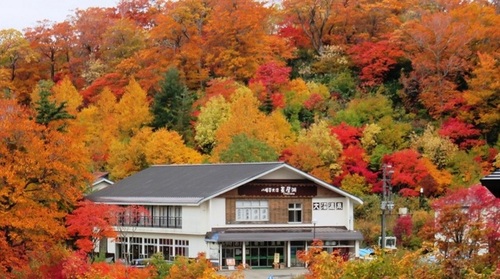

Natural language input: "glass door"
[290,241,305,267]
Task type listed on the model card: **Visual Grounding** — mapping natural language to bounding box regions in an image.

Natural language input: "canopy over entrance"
[205,227,363,242]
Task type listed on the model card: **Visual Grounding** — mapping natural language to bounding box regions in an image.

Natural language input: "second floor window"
[236,200,268,221]
[119,205,182,228]
[288,203,302,223]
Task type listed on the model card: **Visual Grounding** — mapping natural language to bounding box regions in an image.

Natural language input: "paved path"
[218,267,308,279]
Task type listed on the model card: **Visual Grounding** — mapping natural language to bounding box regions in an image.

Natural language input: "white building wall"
[312,197,349,227]
[260,168,304,179]
[209,198,226,227]
[183,204,211,233]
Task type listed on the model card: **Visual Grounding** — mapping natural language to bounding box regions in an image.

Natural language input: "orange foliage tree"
[0,99,91,276]
[297,240,346,279]
[204,0,285,81]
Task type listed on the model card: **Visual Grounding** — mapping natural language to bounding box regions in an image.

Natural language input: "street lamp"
[419,187,424,209]
[380,164,394,250]
[312,219,317,240]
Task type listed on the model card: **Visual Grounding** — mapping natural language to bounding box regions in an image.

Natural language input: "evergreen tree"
[34,88,74,131]
[151,68,195,143]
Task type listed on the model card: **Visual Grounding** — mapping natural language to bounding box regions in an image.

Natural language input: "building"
[480,168,500,198]
[86,162,363,268]
[91,172,114,192]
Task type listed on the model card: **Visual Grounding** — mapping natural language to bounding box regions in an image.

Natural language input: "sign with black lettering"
[239,182,317,197]
[313,201,343,210]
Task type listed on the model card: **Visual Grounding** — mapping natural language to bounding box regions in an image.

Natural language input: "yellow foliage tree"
[360,123,382,153]
[194,95,231,153]
[211,86,295,162]
[410,124,458,169]
[145,128,203,165]
[77,87,119,171]
[283,120,343,182]
[115,77,152,139]
[108,127,203,180]
[52,76,83,115]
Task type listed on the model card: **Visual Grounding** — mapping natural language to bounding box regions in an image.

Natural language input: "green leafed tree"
[151,67,195,143]
[194,95,231,154]
[219,134,279,163]
[34,85,74,131]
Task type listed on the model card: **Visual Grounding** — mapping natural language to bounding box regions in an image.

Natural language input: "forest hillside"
[0,0,499,276]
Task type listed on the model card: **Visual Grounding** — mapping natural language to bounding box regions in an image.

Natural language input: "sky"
[0,0,119,31]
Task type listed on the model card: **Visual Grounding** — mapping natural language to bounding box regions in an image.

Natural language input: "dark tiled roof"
[87,162,288,204]
[480,169,500,198]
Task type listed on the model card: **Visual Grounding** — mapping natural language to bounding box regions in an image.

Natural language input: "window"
[288,203,302,223]
[132,206,182,228]
[236,200,268,221]
[160,238,173,260]
[175,239,189,257]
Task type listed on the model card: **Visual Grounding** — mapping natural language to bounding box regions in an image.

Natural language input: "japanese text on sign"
[261,186,297,196]
[313,202,343,210]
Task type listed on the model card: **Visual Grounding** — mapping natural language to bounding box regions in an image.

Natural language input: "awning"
[205,227,363,242]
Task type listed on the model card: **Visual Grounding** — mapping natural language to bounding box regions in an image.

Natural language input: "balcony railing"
[117,216,182,228]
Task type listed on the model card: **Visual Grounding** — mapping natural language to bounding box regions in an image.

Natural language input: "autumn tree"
[166,253,235,279]
[194,95,231,154]
[393,215,413,248]
[282,0,334,55]
[115,77,152,139]
[348,39,404,87]
[0,29,37,82]
[100,18,147,69]
[397,4,496,118]
[51,76,84,115]
[211,87,296,162]
[0,99,91,276]
[71,7,117,59]
[144,128,203,166]
[66,200,121,260]
[410,124,458,169]
[422,185,500,276]
[107,127,202,180]
[461,52,500,145]
[116,0,157,28]
[297,240,346,279]
[382,149,429,195]
[333,93,394,127]
[282,120,343,183]
[438,118,484,150]
[249,61,291,113]
[77,87,119,171]
[203,0,284,81]
[24,21,63,81]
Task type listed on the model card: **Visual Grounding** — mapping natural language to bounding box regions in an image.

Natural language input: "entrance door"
[245,242,284,268]
[290,241,305,267]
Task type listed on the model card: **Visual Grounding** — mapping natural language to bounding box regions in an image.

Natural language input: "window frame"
[288,203,303,223]
[235,200,269,222]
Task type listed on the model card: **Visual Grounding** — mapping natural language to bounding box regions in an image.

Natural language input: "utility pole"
[380,164,394,250]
